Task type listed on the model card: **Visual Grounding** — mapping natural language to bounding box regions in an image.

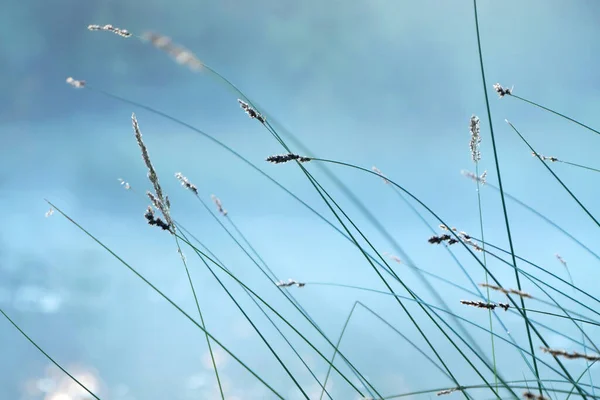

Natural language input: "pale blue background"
[1,0,599,399]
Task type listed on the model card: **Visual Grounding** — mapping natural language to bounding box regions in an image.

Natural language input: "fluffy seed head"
[87,24,131,38]
[461,169,487,184]
[540,347,600,362]
[276,279,305,288]
[66,77,85,88]
[469,115,481,162]
[141,32,203,71]
[266,153,311,164]
[174,172,198,195]
[132,113,173,232]
[238,99,266,123]
[211,195,227,216]
[532,152,559,162]
[493,83,513,98]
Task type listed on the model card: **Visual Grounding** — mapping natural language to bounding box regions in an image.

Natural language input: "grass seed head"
[174,172,198,195]
[469,115,481,162]
[66,77,85,88]
[493,83,513,98]
[266,153,311,164]
[87,24,131,38]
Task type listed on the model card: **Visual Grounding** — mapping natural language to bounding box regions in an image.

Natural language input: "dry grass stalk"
[141,32,203,71]
[469,115,481,162]
[523,391,549,400]
[131,113,173,233]
[461,169,487,184]
[266,153,311,164]
[540,346,600,362]
[87,24,131,38]
[460,300,509,311]
[211,195,228,216]
[479,283,532,299]
[238,99,266,123]
[276,279,305,288]
[174,172,198,195]
[372,166,390,184]
[493,83,513,98]
[66,77,85,88]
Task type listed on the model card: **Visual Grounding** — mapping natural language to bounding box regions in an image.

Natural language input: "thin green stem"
[177,224,334,400]
[567,362,598,400]
[173,235,225,400]
[47,201,285,399]
[506,120,599,227]
[554,159,600,174]
[184,237,311,400]
[477,181,600,261]
[472,1,541,396]
[0,308,101,400]
[509,94,600,136]
[319,303,358,400]
[475,161,497,391]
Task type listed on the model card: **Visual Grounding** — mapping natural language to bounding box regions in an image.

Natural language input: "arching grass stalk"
[472,0,540,395]
[47,201,287,399]
[305,157,590,398]
[172,235,225,400]
[0,308,101,400]
[505,120,599,227]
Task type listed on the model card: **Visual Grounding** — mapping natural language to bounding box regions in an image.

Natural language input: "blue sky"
[1,0,599,399]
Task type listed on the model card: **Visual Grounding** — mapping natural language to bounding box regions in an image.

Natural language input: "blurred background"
[1,0,599,398]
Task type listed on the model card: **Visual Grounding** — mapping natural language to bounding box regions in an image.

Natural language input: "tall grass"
[4,3,600,400]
